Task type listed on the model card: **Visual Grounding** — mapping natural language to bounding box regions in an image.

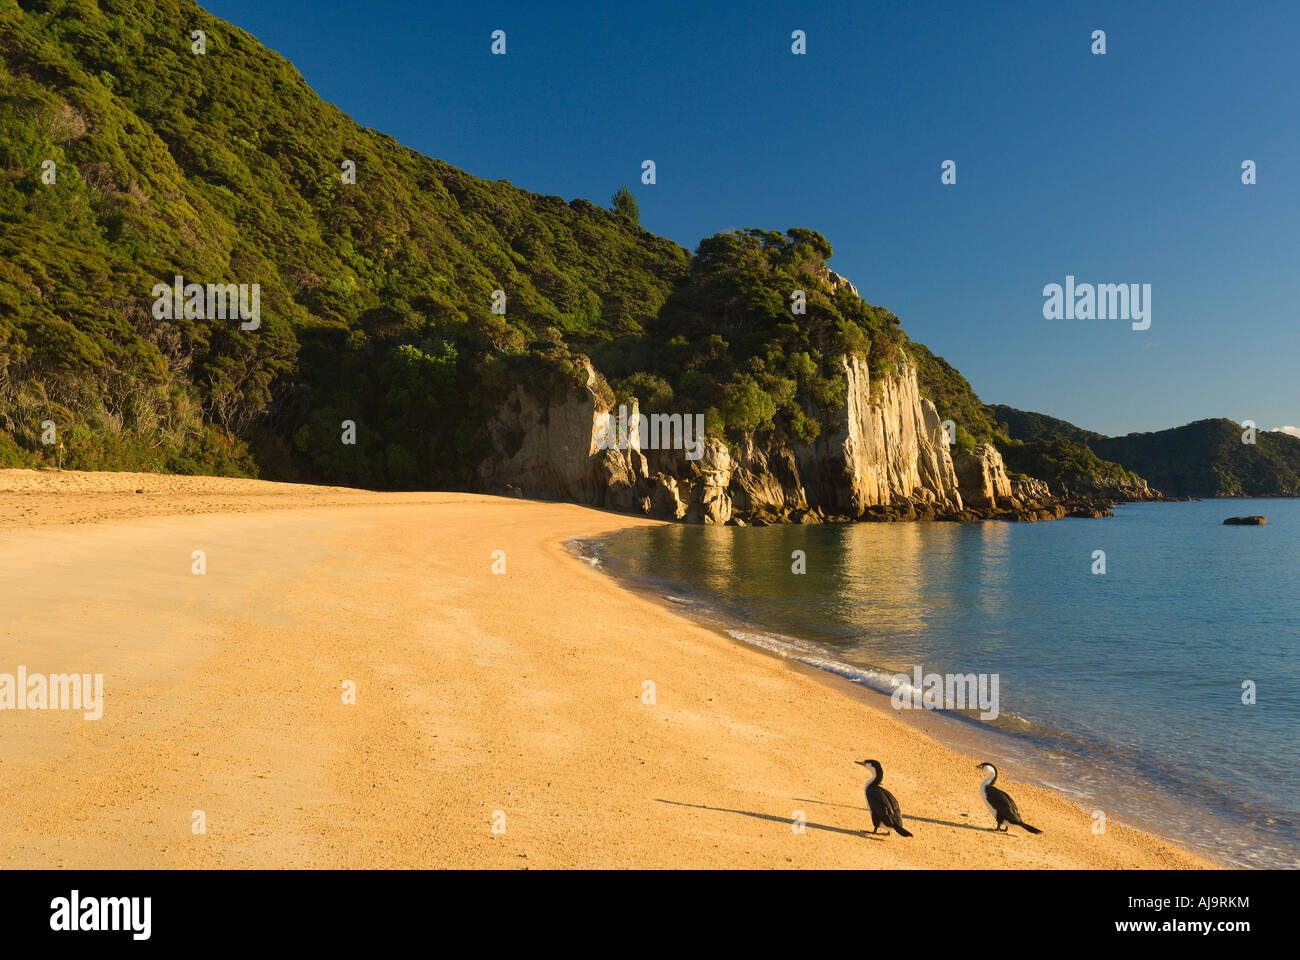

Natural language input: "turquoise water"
[585,499,1300,868]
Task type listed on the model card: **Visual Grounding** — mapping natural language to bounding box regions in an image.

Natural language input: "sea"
[575,498,1300,868]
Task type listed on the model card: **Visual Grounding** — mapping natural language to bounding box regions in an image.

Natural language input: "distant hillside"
[985,404,1152,498]
[997,435,1154,499]
[1093,419,1300,498]
[987,405,1300,499]
[988,404,1104,447]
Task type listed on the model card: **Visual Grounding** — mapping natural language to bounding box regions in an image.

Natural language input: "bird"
[855,759,913,837]
[975,762,1041,834]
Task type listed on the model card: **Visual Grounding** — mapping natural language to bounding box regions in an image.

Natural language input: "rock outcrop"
[1223,515,1266,525]
[1009,475,1052,504]
[952,443,1012,510]
[796,355,963,516]
[476,354,1111,525]
[478,362,616,505]
[1068,472,1157,502]
[681,438,733,524]
[728,436,807,517]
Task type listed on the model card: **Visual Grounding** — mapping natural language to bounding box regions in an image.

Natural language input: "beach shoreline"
[0,469,1211,868]
[570,530,1234,868]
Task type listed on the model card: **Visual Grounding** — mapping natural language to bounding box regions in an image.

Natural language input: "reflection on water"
[589,501,1300,869]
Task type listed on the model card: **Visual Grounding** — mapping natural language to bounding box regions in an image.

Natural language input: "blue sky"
[205,0,1299,436]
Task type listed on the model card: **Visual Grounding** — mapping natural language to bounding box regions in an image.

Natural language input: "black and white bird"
[975,762,1041,834]
[856,759,913,837]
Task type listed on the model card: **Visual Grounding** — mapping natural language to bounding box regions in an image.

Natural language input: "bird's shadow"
[793,798,992,834]
[904,815,995,833]
[654,799,884,839]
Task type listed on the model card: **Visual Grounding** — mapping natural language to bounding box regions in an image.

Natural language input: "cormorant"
[975,762,1041,833]
[856,759,913,837]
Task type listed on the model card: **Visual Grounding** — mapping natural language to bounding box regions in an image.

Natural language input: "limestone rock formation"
[795,355,963,516]
[478,360,624,503]
[729,436,807,518]
[682,438,733,524]
[1071,472,1157,502]
[1009,475,1052,504]
[952,443,1012,510]
[475,352,1112,525]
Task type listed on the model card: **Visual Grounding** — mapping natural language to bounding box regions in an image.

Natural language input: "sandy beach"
[0,469,1209,868]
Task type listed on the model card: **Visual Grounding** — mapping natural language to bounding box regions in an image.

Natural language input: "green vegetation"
[0,0,688,485]
[610,184,639,225]
[4,0,1279,505]
[987,404,1104,447]
[1093,420,1300,498]
[990,406,1300,498]
[998,435,1144,495]
[590,227,911,444]
[0,0,1041,486]
[989,404,1139,495]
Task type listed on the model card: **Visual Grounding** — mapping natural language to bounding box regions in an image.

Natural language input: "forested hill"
[0,0,1075,491]
[991,405,1300,499]
[988,405,1105,447]
[2,0,699,482]
[1092,420,1300,498]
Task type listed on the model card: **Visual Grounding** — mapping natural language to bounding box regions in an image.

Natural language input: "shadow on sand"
[792,797,993,833]
[655,798,882,839]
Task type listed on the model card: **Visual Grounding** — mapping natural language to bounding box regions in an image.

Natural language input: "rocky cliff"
[797,355,964,517]
[951,443,1012,510]
[477,352,1114,524]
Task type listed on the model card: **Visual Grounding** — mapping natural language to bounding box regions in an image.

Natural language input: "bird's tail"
[1018,821,1042,834]
[895,824,914,838]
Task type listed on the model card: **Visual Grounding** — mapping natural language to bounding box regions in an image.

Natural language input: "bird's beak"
[855,760,867,766]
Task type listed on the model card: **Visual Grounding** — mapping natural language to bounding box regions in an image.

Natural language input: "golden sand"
[0,469,1209,868]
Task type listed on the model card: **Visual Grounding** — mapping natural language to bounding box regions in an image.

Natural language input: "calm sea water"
[583,499,1300,868]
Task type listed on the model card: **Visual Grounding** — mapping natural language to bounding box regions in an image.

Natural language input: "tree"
[611,184,639,225]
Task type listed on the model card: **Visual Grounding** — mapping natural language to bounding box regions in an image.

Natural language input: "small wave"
[565,536,605,566]
[727,629,910,695]
[725,629,1037,729]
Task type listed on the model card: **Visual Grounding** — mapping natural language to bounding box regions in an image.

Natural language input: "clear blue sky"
[204,0,1299,436]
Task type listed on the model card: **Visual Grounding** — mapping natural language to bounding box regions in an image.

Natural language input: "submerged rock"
[1223,515,1266,525]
